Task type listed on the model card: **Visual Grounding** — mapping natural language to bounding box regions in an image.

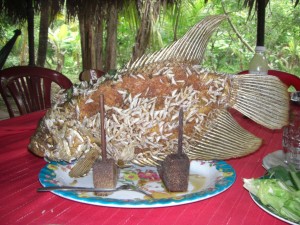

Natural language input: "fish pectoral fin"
[229,74,289,129]
[188,110,262,160]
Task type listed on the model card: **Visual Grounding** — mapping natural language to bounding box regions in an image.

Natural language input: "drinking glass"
[282,91,300,170]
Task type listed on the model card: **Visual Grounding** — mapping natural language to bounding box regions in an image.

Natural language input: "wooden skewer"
[178,107,183,155]
[100,94,107,160]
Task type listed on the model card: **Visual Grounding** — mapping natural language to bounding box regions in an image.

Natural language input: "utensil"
[38,184,153,198]
[39,160,235,208]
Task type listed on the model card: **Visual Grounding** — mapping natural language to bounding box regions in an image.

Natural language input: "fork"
[37,184,154,199]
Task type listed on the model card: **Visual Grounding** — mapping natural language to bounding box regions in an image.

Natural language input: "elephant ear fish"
[29,15,289,177]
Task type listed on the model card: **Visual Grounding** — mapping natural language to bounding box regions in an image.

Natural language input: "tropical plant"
[1,0,299,80]
[47,17,81,81]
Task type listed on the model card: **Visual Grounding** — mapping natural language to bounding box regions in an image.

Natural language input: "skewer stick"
[178,107,183,155]
[100,94,107,160]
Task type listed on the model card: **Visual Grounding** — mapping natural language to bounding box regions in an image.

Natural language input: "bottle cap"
[255,46,266,52]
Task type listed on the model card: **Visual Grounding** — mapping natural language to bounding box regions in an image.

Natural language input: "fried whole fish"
[29,15,289,177]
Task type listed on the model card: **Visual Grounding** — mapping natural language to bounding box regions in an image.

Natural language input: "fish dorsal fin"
[127,14,227,70]
[188,109,262,160]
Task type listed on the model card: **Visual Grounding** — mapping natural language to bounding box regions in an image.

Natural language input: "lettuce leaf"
[243,165,300,223]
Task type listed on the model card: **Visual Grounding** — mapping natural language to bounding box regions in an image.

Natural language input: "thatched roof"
[0,0,298,24]
[0,0,64,23]
[0,0,181,23]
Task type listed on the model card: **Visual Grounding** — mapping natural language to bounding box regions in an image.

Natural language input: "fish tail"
[229,74,289,129]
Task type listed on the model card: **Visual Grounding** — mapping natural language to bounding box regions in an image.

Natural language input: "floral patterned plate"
[39,160,235,208]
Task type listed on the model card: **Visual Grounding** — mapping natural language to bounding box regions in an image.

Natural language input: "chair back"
[79,69,105,82]
[0,66,73,118]
[238,70,300,90]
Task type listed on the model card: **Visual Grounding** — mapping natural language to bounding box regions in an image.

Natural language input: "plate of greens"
[243,166,300,224]
[249,190,298,225]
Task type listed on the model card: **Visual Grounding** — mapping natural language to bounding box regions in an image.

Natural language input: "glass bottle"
[249,46,269,75]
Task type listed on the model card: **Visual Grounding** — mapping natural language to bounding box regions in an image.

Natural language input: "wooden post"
[27,0,35,66]
[256,0,265,46]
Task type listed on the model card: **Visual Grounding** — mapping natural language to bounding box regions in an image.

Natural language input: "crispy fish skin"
[30,63,232,163]
[28,62,288,166]
[28,14,289,175]
[79,62,231,122]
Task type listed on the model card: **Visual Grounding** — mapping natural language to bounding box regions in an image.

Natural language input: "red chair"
[79,69,106,82]
[238,70,300,90]
[0,66,73,118]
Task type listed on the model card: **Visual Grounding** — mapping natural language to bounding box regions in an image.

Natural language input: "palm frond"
[239,0,270,17]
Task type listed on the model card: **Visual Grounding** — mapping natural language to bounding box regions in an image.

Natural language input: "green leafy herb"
[243,165,300,223]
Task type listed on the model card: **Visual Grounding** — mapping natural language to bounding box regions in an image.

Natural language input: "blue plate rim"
[39,160,236,208]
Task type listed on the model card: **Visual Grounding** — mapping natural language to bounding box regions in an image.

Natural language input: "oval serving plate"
[39,160,235,208]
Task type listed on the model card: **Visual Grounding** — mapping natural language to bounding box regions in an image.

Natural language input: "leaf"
[268,165,292,183]
[57,24,68,41]
[290,171,300,190]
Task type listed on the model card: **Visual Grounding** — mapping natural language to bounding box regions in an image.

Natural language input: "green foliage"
[117,16,136,69]
[48,21,81,82]
[1,0,300,82]
[46,14,81,82]
[0,14,23,68]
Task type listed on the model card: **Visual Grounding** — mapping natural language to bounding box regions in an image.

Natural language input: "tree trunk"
[79,14,92,70]
[27,0,35,66]
[36,0,50,67]
[79,14,104,71]
[95,20,103,70]
[173,2,181,42]
[56,52,64,72]
[130,0,160,65]
[130,4,151,64]
[105,2,118,72]
[20,29,28,65]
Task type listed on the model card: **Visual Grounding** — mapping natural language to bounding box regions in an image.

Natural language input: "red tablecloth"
[0,109,288,225]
